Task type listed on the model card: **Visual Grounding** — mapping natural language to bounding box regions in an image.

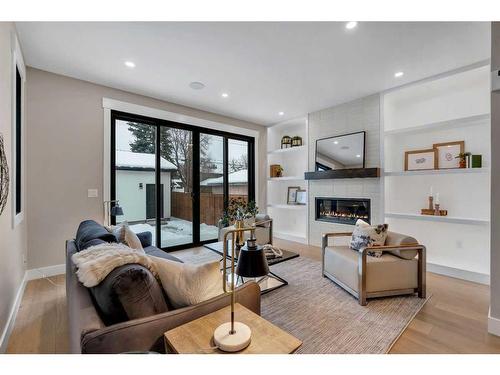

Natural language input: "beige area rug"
[175,248,428,354]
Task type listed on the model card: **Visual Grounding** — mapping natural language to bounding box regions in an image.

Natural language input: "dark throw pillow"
[75,220,117,251]
[90,264,168,326]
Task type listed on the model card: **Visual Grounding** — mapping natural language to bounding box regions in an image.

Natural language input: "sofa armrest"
[80,281,261,353]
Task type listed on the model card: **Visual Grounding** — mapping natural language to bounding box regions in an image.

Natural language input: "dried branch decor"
[0,134,9,215]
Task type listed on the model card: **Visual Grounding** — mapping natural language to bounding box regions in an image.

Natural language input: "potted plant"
[455,152,471,168]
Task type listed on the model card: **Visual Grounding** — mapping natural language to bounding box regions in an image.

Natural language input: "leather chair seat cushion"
[324,246,418,293]
[90,264,168,326]
[76,220,116,251]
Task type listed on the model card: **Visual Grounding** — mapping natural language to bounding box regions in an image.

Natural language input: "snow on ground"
[130,217,218,247]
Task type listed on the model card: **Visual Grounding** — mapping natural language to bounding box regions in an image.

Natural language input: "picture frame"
[404,148,438,171]
[287,186,300,204]
[433,141,465,169]
[295,189,307,205]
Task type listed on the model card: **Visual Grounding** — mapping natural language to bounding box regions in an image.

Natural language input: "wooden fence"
[171,192,247,226]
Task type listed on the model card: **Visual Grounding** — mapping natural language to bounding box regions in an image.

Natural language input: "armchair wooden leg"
[417,246,427,299]
[358,252,367,306]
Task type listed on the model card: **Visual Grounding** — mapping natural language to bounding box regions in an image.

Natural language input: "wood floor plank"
[5,239,500,354]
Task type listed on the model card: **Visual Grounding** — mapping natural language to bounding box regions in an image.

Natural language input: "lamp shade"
[235,238,269,278]
[110,204,124,216]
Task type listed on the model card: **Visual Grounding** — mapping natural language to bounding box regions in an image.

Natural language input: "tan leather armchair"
[321,231,426,306]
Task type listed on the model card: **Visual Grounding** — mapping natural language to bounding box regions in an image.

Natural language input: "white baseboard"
[0,264,66,353]
[0,273,27,353]
[25,264,65,281]
[427,262,489,285]
[488,308,500,337]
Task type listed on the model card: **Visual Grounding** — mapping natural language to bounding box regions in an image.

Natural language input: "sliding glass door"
[111,111,255,251]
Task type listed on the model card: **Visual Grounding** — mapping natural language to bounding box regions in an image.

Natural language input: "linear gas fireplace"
[316,197,370,225]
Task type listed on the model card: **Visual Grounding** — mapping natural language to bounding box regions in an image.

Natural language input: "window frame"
[11,33,26,228]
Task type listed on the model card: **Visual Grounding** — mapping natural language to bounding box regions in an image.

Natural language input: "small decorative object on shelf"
[428,186,434,210]
[433,140,465,169]
[471,154,482,168]
[281,135,292,149]
[291,136,303,147]
[421,191,448,216]
[287,186,300,204]
[270,164,283,178]
[455,152,471,169]
[404,148,437,171]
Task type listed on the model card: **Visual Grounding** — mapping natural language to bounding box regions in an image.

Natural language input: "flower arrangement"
[220,198,258,227]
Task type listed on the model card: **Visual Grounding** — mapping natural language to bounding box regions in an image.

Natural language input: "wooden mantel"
[304,168,380,180]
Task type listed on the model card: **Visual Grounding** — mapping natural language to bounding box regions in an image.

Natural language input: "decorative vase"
[459,159,466,168]
[234,219,245,247]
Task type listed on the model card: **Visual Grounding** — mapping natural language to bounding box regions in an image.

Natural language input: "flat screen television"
[315,131,365,171]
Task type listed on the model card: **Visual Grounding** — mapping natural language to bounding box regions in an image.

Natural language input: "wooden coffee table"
[164,303,302,354]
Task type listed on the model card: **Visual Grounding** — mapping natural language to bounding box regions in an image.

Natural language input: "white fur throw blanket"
[71,243,157,287]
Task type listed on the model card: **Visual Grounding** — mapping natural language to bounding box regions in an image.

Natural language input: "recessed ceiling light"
[189,81,205,90]
[345,21,358,30]
[334,141,339,145]
[221,93,229,98]
[356,154,361,158]
[394,71,404,78]
[124,61,136,68]
[278,111,284,116]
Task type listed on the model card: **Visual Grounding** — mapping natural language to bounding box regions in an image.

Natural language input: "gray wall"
[307,94,381,246]
[491,22,500,322]
[0,23,27,351]
[26,68,267,269]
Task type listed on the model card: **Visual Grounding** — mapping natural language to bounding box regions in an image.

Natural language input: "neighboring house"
[200,169,249,196]
[116,150,177,223]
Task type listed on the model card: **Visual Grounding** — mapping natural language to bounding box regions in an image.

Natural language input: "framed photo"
[287,186,300,204]
[404,149,437,171]
[433,141,465,169]
[295,189,307,205]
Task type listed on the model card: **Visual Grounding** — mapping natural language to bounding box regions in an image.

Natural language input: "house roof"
[200,169,248,186]
[116,150,177,171]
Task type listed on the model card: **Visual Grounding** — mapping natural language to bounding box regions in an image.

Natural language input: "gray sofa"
[66,220,261,353]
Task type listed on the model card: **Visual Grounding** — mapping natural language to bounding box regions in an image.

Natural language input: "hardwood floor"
[5,238,500,353]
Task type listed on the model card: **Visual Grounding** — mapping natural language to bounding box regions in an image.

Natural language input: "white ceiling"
[16,22,490,126]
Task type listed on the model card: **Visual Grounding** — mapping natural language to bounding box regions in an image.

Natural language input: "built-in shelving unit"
[267,117,308,244]
[382,64,491,282]
[384,167,489,177]
[385,212,489,226]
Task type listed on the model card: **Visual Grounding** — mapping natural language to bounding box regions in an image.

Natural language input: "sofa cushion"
[76,220,116,251]
[80,238,107,251]
[153,257,223,309]
[136,231,152,248]
[111,223,144,252]
[90,264,168,326]
[350,219,388,257]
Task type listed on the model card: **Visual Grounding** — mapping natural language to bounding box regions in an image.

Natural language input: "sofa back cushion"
[76,220,116,251]
[90,264,168,325]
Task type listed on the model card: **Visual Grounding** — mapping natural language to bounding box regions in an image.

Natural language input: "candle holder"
[434,203,440,216]
[428,196,434,210]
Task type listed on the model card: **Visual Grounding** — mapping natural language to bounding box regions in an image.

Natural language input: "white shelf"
[384,113,489,136]
[385,212,489,225]
[268,145,306,155]
[384,168,490,177]
[267,204,307,210]
[267,176,304,181]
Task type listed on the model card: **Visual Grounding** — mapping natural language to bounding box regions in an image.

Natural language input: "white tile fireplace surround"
[307,94,382,247]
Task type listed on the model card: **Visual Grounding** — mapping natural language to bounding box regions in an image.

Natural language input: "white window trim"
[102,98,260,221]
[11,32,26,228]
